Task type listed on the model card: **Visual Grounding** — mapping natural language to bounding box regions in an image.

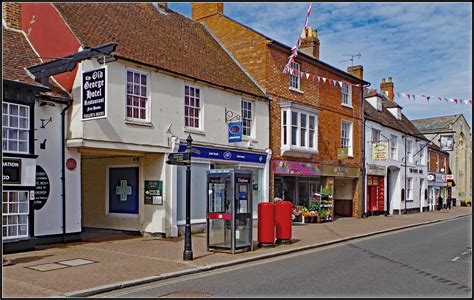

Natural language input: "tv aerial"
[339,53,361,66]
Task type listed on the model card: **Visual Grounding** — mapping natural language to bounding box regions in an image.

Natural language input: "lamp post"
[183,134,193,261]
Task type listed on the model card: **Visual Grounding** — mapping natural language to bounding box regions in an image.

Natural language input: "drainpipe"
[361,88,367,218]
[61,101,71,243]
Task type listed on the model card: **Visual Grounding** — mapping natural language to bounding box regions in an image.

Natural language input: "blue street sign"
[228,121,242,143]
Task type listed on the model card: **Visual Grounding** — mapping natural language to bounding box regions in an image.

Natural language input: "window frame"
[184,84,202,130]
[241,99,254,138]
[407,140,413,163]
[419,144,424,164]
[372,128,381,143]
[2,191,29,240]
[289,62,301,91]
[280,103,319,153]
[390,135,398,160]
[125,68,151,123]
[407,177,413,200]
[2,102,30,154]
[341,82,352,107]
[341,120,353,157]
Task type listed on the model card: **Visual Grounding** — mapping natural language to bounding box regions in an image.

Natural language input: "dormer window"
[397,108,402,120]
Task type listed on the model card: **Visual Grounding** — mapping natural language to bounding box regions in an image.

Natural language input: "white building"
[364,87,429,215]
[20,3,269,238]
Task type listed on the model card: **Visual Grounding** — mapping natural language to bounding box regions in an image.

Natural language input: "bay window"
[280,101,319,154]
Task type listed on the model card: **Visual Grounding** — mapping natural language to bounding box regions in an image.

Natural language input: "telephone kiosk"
[206,169,253,254]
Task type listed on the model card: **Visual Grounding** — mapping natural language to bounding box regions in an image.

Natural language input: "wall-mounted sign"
[367,164,385,176]
[321,165,359,178]
[372,142,388,160]
[228,121,242,143]
[2,158,21,184]
[144,180,163,205]
[440,135,454,151]
[82,66,107,120]
[33,165,50,210]
[178,145,267,164]
[337,147,348,160]
[274,160,321,176]
[427,173,435,181]
[66,158,77,171]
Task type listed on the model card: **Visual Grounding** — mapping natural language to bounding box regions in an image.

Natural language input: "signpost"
[166,135,194,260]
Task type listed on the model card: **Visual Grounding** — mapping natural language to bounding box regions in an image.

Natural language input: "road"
[94,216,472,298]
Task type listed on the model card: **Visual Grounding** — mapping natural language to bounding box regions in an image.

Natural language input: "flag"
[322,77,326,83]
[328,78,333,85]
[426,96,430,102]
[306,72,310,80]
[407,93,411,100]
[311,74,316,81]
[333,80,337,87]
[317,76,321,82]
[338,81,343,88]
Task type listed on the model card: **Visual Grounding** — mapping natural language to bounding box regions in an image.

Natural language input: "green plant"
[307,201,320,212]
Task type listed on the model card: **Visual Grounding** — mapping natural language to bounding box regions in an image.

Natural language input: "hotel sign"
[82,67,107,120]
[372,142,388,160]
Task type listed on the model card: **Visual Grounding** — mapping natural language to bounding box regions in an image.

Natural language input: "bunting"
[366,87,472,106]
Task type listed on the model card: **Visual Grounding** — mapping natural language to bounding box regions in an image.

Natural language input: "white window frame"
[407,177,413,200]
[419,144,424,165]
[390,135,398,160]
[184,84,202,130]
[241,99,254,138]
[407,140,413,163]
[341,82,352,107]
[280,101,319,153]
[341,120,353,157]
[289,62,301,91]
[372,128,381,143]
[2,102,30,154]
[125,68,150,123]
[2,191,29,240]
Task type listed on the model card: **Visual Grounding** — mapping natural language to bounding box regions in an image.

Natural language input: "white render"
[365,97,428,215]
[68,58,270,237]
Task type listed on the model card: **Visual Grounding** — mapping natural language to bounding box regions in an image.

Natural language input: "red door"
[367,176,385,213]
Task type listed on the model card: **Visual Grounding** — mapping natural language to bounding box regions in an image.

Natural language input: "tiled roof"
[53,3,265,98]
[2,25,70,100]
[364,95,427,140]
[411,115,461,131]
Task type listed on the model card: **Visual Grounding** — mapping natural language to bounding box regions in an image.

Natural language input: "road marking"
[462,252,469,255]
[452,257,460,261]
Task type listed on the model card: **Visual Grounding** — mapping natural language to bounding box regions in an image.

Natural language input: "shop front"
[366,164,386,215]
[273,160,321,206]
[427,172,446,211]
[173,144,270,236]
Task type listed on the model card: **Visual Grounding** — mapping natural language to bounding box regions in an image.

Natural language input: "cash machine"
[206,169,253,254]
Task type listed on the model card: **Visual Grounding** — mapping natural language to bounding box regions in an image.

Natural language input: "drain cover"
[57,258,96,266]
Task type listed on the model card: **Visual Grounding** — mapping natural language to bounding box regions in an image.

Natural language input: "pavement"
[2,206,471,298]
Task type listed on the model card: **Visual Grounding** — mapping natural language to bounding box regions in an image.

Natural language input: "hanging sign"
[33,165,50,210]
[440,135,454,151]
[2,158,21,184]
[82,66,107,120]
[372,142,388,160]
[228,121,242,143]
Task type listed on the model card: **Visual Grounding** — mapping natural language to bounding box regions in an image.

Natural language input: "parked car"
[460,198,472,207]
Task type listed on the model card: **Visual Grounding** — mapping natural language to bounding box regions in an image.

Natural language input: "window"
[407,178,413,200]
[372,128,381,143]
[280,103,318,152]
[419,144,424,164]
[443,157,447,172]
[436,153,439,172]
[289,62,300,90]
[341,82,352,106]
[407,140,413,163]
[184,85,201,128]
[341,120,353,156]
[427,150,431,170]
[126,70,148,121]
[2,102,29,153]
[241,100,252,137]
[390,135,398,160]
[2,191,29,239]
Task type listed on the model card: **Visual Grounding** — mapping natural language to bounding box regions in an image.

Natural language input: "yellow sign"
[337,148,348,160]
[372,142,388,160]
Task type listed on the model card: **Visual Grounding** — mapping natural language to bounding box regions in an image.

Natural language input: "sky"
[169,2,473,129]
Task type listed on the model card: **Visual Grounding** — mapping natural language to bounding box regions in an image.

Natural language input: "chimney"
[158,2,167,9]
[192,2,224,21]
[347,65,363,80]
[380,77,394,101]
[299,27,320,59]
[2,2,21,30]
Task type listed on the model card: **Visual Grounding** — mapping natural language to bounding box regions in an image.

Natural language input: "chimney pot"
[299,27,320,59]
[380,76,394,101]
[388,77,392,82]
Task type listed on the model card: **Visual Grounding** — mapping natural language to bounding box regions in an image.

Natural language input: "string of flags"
[283,3,313,73]
[373,90,472,106]
[285,67,366,89]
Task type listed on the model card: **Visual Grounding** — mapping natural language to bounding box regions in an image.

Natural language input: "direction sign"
[166,152,191,166]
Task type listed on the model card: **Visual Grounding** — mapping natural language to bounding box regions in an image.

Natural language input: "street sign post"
[166,152,191,165]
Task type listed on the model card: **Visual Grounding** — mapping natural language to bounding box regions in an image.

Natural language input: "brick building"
[192,3,369,217]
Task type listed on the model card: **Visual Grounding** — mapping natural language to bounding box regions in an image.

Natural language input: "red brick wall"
[2,2,21,30]
[428,148,449,172]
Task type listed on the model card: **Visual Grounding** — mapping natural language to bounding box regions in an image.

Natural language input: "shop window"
[184,85,201,129]
[126,69,149,121]
[2,191,29,239]
[2,102,29,154]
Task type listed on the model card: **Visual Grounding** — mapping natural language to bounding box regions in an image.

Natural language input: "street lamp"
[183,134,194,261]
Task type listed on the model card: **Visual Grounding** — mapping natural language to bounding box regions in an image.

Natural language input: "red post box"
[275,200,292,244]
[257,202,275,247]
